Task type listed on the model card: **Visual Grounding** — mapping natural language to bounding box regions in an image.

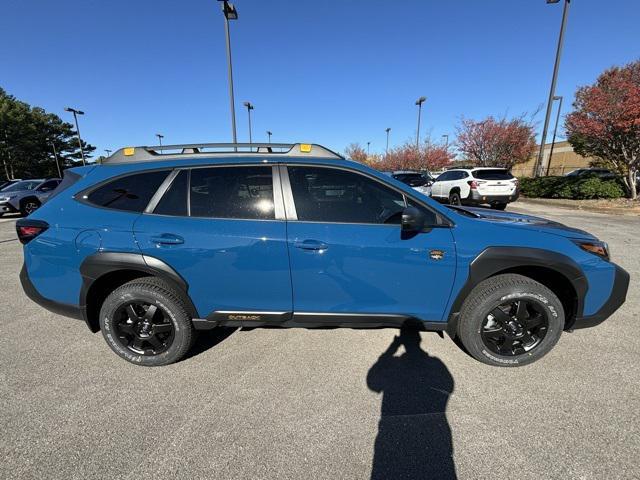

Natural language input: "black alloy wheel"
[23,200,40,215]
[112,301,175,355]
[480,298,549,356]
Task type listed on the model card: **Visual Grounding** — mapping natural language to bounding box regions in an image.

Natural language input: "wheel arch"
[446,247,587,338]
[79,252,199,332]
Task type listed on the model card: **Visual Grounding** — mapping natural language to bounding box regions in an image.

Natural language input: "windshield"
[472,169,514,180]
[394,173,429,187]
[2,180,41,192]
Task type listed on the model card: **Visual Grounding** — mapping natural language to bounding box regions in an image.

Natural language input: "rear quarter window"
[84,170,170,212]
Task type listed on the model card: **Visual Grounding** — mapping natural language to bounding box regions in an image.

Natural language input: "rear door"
[282,165,456,323]
[472,169,516,196]
[134,165,293,320]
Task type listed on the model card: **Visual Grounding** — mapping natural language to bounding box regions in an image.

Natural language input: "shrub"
[519,175,625,200]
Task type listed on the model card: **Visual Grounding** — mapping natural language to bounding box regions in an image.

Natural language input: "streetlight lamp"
[385,128,391,155]
[266,130,272,143]
[155,133,164,147]
[243,101,254,148]
[64,107,86,166]
[104,149,112,157]
[546,95,564,176]
[415,96,427,151]
[442,134,449,148]
[535,0,571,177]
[218,0,239,147]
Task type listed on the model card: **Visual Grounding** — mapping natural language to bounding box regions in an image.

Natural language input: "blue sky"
[1,0,638,157]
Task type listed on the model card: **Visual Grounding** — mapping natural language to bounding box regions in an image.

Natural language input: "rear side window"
[472,169,514,180]
[86,170,170,212]
[154,170,189,216]
[47,171,81,201]
[189,166,275,220]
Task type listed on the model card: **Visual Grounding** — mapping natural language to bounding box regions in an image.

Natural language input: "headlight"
[0,195,14,202]
[572,239,610,260]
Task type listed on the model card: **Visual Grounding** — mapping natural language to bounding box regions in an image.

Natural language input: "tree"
[345,143,369,164]
[375,139,454,172]
[456,115,536,169]
[0,88,95,179]
[565,60,640,199]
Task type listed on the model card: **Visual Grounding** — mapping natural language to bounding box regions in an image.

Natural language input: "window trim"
[281,163,453,228]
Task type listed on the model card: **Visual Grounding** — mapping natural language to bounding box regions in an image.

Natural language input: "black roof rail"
[102,143,344,164]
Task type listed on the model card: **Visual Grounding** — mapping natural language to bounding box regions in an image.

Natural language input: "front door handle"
[294,239,328,251]
[150,233,184,245]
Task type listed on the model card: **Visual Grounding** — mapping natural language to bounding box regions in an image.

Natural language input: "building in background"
[511,141,594,177]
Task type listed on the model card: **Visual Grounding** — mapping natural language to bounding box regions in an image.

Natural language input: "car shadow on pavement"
[367,326,456,480]
[182,327,239,361]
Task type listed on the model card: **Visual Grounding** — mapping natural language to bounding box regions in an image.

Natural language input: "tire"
[99,277,195,366]
[449,191,461,206]
[20,198,40,216]
[457,274,564,367]
[491,202,508,210]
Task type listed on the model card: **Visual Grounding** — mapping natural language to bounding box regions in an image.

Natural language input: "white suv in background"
[431,167,519,210]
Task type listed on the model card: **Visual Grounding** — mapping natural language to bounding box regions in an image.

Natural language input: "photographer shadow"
[367,326,456,479]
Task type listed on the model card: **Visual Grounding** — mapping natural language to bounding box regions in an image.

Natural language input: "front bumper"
[467,190,519,204]
[571,264,630,329]
[0,201,19,214]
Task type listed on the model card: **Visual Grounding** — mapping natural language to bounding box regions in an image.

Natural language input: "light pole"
[535,0,571,177]
[219,0,238,147]
[367,141,371,158]
[415,96,427,151]
[442,134,449,149]
[385,128,391,155]
[243,101,254,148]
[267,130,272,143]
[64,107,86,166]
[155,133,164,147]
[51,142,62,178]
[104,149,112,157]
[546,95,564,176]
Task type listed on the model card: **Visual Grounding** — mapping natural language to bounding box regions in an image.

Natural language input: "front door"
[134,165,292,320]
[282,165,456,323]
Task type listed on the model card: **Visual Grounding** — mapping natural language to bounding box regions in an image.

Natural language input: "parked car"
[390,170,434,196]
[430,167,519,210]
[18,143,628,367]
[565,168,616,179]
[0,179,22,191]
[0,178,61,216]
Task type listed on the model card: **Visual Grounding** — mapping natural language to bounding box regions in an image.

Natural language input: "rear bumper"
[20,263,84,321]
[467,190,519,204]
[571,264,630,329]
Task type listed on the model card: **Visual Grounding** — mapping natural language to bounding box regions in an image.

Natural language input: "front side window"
[189,166,275,220]
[288,166,406,224]
[86,170,170,212]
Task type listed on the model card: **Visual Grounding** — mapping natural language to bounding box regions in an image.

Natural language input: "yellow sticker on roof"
[123,147,135,156]
[300,144,312,153]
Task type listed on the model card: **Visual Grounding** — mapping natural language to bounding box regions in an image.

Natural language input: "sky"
[1,0,638,158]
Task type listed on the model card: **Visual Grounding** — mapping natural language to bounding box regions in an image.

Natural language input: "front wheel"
[99,277,195,366]
[457,274,564,367]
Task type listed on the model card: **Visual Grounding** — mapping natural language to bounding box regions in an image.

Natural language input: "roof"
[102,143,343,164]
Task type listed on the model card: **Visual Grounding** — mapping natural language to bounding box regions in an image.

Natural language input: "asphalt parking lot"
[0,203,638,480]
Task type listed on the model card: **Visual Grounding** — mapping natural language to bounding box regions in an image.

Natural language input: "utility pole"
[64,107,86,166]
[415,96,427,151]
[385,128,391,155]
[266,131,272,143]
[546,95,564,176]
[243,101,254,148]
[51,142,62,178]
[219,1,239,147]
[535,0,571,177]
[156,133,164,147]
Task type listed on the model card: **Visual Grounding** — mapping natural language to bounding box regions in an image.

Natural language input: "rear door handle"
[294,239,328,251]
[150,233,184,245]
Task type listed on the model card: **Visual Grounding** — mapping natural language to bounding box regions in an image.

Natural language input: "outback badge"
[430,249,445,261]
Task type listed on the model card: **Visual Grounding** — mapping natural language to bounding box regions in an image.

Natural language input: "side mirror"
[401,206,425,233]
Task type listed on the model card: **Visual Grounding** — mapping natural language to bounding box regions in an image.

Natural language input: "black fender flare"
[79,252,199,331]
[445,247,588,337]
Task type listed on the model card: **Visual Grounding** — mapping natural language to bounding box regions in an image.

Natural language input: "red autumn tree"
[376,140,454,172]
[344,143,368,164]
[565,60,640,199]
[456,115,536,169]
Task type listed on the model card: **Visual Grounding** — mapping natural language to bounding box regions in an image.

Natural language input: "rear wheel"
[457,274,564,367]
[448,191,461,206]
[99,277,194,366]
[20,198,40,216]
[491,202,507,210]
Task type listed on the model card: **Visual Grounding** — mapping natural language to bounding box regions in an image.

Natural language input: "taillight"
[16,219,49,244]
[468,180,479,189]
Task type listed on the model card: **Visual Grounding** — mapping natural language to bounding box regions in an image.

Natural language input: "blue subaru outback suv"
[17,143,629,367]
